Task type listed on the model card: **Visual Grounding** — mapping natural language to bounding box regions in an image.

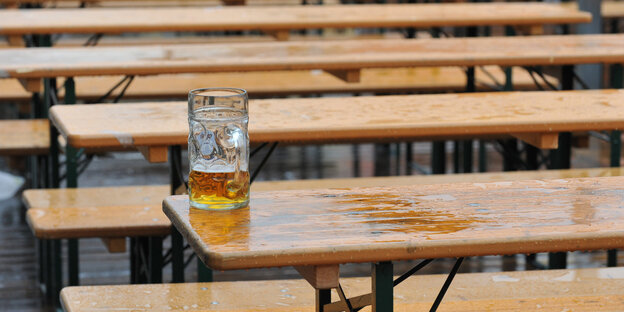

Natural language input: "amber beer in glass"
[188,88,249,210]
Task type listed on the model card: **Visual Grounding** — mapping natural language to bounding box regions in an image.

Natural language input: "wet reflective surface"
[166,176,624,270]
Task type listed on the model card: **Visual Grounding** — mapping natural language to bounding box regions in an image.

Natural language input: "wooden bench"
[60,266,624,311]
[0,3,589,44]
[23,167,624,251]
[0,119,49,156]
[0,67,557,102]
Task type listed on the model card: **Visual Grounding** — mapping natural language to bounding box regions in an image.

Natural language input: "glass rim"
[189,87,248,98]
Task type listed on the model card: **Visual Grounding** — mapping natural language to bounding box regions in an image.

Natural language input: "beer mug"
[188,88,249,210]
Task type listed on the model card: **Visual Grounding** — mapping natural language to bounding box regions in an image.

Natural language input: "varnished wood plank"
[0,119,49,155]
[0,3,590,35]
[294,265,339,289]
[3,34,624,79]
[512,133,559,149]
[49,89,624,148]
[164,176,624,270]
[0,67,557,102]
[61,267,624,311]
[24,185,171,239]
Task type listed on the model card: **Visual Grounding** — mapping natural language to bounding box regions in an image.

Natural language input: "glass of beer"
[188,88,249,210]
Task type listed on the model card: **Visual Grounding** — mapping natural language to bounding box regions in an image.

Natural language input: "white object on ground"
[0,171,24,200]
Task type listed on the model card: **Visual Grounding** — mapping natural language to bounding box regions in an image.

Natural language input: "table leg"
[169,145,189,282]
[315,289,331,312]
[171,228,185,283]
[372,261,393,312]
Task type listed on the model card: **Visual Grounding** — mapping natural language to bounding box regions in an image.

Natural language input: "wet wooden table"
[0,3,589,43]
[163,176,624,311]
[2,34,624,89]
[49,89,624,162]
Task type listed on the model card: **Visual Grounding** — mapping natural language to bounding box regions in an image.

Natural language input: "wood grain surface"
[61,267,624,311]
[0,3,590,35]
[49,89,624,148]
[24,185,171,239]
[0,67,558,101]
[164,176,624,270]
[0,119,49,155]
[1,34,623,79]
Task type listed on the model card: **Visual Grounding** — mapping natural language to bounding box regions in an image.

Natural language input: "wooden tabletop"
[1,34,623,79]
[50,89,624,150]
[0,3,589,35]
[163,176,624,270]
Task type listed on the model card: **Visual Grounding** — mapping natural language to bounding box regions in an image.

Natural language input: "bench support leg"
[431,141,446,174]
[372,261,393,312]
[68,239,79,286]
[148,237,163,283]
[130,237,149,284]
[49,239,62,308]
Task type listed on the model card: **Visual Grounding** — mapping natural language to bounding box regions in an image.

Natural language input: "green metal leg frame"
[547,65,575,270]
[372,262,393,312]
[608,63,623,267]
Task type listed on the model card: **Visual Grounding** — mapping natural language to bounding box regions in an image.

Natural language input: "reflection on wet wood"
[49,89,624,148]
[164,176,624,270]
[2,34,624,79]
[0,3,589,35]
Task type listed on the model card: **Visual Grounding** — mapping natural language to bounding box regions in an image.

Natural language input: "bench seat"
[24,167,624,242]
[0,67,554,102]
[60,266,624,311]
[0,119,49,155]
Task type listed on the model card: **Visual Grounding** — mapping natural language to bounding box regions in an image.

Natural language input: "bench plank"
[0,67,557,102]
[2,34,623,79]
[24,167,624,240]
[49,89,624,150]
[24,185,171,239]
[0,119,49,155]
[0,3,590,35]
[61,267,624,311]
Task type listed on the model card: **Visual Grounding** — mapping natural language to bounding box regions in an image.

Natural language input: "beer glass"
[188,88,249,210]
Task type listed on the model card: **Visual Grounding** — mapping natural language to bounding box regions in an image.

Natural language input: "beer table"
[162,176,624,311]
[49,89,624,159]
[0,3,589,45]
